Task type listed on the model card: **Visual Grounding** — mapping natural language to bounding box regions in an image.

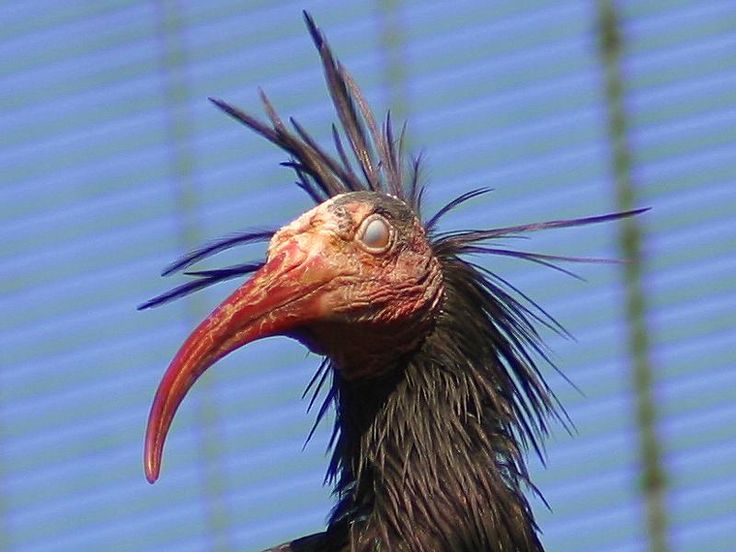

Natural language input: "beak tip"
[144,455,160,484]
[144,420,163,484]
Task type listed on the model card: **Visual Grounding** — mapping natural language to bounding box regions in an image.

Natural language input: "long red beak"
[144,243,329,483]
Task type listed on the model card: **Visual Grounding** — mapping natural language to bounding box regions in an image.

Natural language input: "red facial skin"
[144,195,443,483]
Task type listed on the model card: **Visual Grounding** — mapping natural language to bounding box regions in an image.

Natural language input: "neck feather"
[323,256,552,551]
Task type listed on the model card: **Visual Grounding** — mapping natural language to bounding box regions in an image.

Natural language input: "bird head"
[143,190,442,482]
[267,191,443,374]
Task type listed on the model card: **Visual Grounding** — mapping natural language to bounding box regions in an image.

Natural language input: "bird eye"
[357,214,392,252]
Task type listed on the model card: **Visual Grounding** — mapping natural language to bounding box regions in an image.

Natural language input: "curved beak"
[144,241,330,483]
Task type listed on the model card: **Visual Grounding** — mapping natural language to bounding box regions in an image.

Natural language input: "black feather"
[160,230,273,276]
[426,187,493,231]
[138,261,264,310]
[438,207,650,243]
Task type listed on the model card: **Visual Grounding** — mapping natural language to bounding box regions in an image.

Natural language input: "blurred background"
[1,1,734,551]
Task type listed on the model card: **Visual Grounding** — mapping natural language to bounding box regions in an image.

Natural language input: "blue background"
[1,1,734,551]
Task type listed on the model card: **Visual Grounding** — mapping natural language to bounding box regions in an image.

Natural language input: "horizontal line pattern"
[0,1,732,551]
[622,1,736,552]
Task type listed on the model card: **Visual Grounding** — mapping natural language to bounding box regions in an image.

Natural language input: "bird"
[139,12,645,552]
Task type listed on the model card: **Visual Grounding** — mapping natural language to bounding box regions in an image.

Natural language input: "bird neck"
[326,302,546,551]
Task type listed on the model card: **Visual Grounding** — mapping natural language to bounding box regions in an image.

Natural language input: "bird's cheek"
[311,275,363,320]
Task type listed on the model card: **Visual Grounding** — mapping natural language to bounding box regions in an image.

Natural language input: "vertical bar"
[377,0,409,122]
[595,2,670,552]
[154,1,234,550]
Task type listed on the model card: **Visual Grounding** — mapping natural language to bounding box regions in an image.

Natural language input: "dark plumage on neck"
[318,246,554,552]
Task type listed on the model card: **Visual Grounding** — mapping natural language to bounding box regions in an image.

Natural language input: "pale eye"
[357,214,391,252]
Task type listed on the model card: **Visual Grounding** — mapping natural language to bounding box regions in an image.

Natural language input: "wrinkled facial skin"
[273,192,444,376]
